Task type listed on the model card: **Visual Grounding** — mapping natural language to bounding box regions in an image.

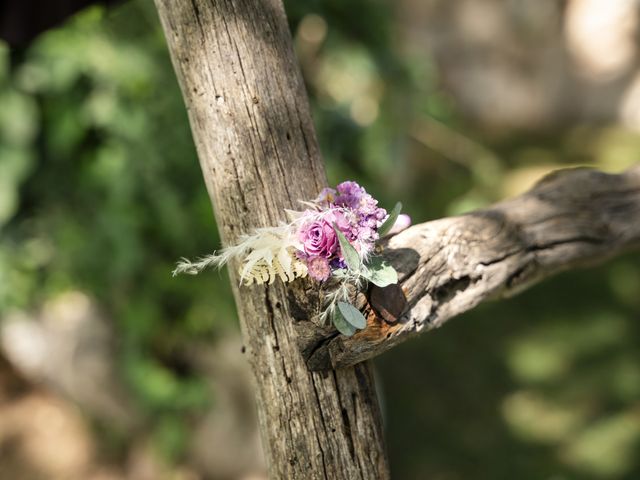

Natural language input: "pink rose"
[299,218,338,258]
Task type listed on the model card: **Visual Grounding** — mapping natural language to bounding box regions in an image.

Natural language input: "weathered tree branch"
[303,165,640,370]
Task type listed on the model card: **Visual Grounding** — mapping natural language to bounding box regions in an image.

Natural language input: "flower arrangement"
[173,181,409,336]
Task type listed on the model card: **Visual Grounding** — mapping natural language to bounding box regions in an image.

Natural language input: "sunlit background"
[1,0,640,479]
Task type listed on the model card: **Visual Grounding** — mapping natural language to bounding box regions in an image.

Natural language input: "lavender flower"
[334,181,365,209]
[330,257,347,270]
[333,182,387,256]
[315,187,336,206]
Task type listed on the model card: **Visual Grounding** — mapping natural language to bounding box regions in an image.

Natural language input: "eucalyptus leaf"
[363,257,398,287]
[378,202,402,237]
[333,224,361,272]
[332,307,357,336]
[337,301,367,329]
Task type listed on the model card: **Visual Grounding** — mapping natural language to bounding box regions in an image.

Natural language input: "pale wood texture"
[153,0,389,478]
[303,166,640,370]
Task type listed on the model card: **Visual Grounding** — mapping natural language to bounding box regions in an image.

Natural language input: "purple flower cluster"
[297,181,387,282]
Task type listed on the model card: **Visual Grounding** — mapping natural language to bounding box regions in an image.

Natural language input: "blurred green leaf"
[333,224,361,271]
[378,201,401,237]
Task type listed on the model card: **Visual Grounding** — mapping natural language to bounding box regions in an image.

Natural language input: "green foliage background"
[0,0,639,478]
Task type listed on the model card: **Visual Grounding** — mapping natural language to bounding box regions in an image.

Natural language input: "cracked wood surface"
[153,0,389,479]
[302,166,640,370]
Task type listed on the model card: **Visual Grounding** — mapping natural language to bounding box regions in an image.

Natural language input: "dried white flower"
[172,225,308,285]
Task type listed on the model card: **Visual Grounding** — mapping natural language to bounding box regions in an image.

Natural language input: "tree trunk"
[153,0,389,478]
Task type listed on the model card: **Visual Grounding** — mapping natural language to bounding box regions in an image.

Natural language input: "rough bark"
[153,1,389,479]
[303,165,640,370]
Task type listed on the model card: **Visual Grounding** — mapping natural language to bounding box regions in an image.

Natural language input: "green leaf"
[363,257,398,287]
[332,307,357,336]
[337,301,367,329]
[378,202,402,237]
[333,224,361,272]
